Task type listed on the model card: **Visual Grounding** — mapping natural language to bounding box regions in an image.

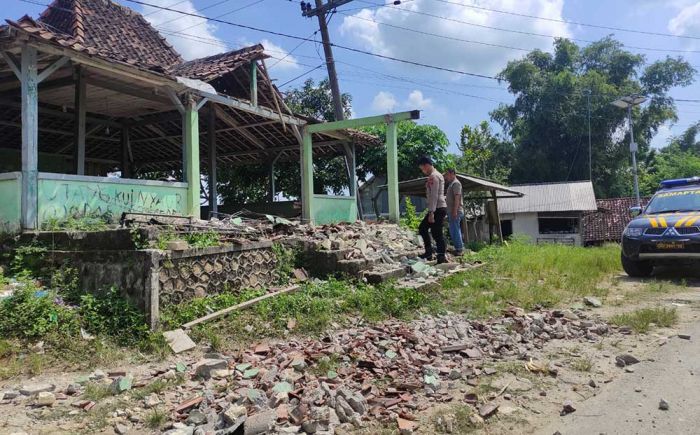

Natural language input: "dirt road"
[540,290,700,435]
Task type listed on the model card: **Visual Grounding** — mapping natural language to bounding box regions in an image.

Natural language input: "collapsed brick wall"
[156,242,279,306]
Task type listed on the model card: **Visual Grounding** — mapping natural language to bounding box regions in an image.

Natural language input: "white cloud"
[259,39,300,72]
[406,90,433,110]
[142,0,226,60]
[372,91,398,112]
[651,123,674,149]
[371,89,436,112]
[339,0,571,77]
[668,2,700,38]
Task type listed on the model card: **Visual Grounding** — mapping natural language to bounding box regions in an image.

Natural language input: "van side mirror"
[629,206,642,218]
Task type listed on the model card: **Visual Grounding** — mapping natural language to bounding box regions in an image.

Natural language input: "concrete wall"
[501,212,582,246]
[37,173,188,226]
[0,172,21,234]
[38,231,278,328]
[312,195,357,225]
[156,242,278,307]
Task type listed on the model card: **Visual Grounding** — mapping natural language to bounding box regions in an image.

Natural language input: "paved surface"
[539,297,700,435]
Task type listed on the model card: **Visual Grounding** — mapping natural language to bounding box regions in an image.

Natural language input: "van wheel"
[621,252,654,277]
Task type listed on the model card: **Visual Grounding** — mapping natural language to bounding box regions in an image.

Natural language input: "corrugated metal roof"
[378,173,523,197]
[498,181,597,214]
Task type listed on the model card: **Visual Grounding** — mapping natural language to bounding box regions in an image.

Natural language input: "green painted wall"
[312,195,357,225]
[37,175,188,225]
[0,173,21,234]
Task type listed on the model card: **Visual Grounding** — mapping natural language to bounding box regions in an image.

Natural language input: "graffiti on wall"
[38,179,187,223]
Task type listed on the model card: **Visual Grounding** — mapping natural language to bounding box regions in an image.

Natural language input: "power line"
[429,0,700,41]
[279,63,325,87]
[123,0,499,80]
[348,0,700,55]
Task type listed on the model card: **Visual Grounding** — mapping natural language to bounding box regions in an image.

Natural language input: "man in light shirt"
[444,168,464,256]
[417,156,448,264]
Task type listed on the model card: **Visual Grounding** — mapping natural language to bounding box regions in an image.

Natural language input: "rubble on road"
[1,304,619,434]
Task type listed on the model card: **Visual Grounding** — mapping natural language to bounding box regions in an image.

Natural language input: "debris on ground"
[659,398,670,410]
[0,304,619,434]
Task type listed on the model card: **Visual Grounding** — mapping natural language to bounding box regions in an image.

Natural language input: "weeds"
[82,382,113,401]
[610,307,678,333]
[145,408,167,429]
[42,213,109,232]
[272,243,300,284]
[400,197,424,231]
[570,357,593,372]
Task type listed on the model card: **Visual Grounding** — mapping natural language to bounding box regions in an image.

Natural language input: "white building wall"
[501,212,583,246]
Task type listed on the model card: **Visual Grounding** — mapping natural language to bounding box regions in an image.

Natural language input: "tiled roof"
[173,45,267,81]
[37,0,180,70]
[583,197,651,243]
[6,0,265,81]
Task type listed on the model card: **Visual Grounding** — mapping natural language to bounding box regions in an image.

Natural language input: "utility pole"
[586,89,592,182]
[301,0,352,121]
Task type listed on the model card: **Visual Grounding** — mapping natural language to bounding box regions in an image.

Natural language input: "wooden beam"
[85,74,171,105]
[121,124,132,178]
[74,65,87,175]
[0,120,116,142]
[21,45,38,230]
[207,105,217,215]
[0,75,74,98]
[214,105,267,150]
[37,56,70,83]
[249,61,258,107]
[166,89,185,115]
[26,40,181,88]
[0,98,121,128]
[1,51,20,79]
[306,110,420,134]
[198,90,305,126]
[139,139,347,165]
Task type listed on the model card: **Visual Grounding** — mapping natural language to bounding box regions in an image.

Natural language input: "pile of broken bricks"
[172,306,615,434]
[1,305,618,434]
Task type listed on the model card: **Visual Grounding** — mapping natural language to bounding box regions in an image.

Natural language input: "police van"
[621,177,700,277]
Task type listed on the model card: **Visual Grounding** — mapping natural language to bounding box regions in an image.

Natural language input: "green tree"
[285,78,352,121]
[491,37,695,198]
[214,79,354,204]
[357,121,453,181]
[640,124,700,194]
[456,121,513,182]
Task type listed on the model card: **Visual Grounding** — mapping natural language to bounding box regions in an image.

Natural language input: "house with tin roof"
[497,181,597,246]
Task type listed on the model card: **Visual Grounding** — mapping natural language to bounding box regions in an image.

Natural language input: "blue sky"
[9,0,700,156]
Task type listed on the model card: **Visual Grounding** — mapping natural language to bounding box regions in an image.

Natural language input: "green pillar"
[184,101,200,218]
[301,128,313,223]
[386,121,399,223]
[21,46,38,230]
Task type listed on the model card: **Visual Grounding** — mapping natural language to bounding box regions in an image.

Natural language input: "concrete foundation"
[27,230,278,329]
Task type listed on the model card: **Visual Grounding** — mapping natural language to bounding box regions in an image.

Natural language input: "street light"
[611,95,647,208]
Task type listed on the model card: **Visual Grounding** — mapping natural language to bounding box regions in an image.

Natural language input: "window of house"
[538,215,579,234]
[500,220,513,239]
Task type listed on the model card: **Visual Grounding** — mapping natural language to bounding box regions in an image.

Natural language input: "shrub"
[0,284,79,340]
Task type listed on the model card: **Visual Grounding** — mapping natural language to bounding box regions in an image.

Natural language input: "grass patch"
[432,405,478,434]
[440,240,621,318]
[160,278,443,349]
[82,382,113,401]
[145,408,168,430]
[42,213,110,232]
[610,307,678,333]
[570,357,593,372]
